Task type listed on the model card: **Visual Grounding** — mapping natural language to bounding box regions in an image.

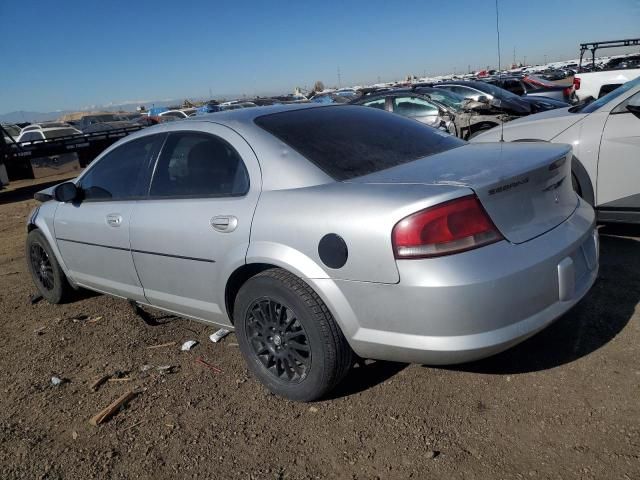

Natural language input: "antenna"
[495,0,505,142]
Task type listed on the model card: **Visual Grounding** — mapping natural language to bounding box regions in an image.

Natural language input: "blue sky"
[1,0,639,113]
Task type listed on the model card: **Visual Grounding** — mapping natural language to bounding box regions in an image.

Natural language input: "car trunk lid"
[350,142,578,244]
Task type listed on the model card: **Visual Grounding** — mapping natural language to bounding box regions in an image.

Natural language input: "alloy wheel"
[245,298,311,383]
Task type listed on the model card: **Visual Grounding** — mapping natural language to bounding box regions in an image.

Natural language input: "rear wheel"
[234,268,353,402]
[26,229,72,304]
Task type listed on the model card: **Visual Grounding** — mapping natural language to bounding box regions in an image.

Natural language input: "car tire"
[25,229,72,304]
[234,268,353,402]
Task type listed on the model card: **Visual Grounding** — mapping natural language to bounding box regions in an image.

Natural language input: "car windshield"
[255,105,464,181]
[473,81,523,101]
[2,125,20,137]
[571,76,640,114]
[43,128,79,139]
[419,89,466,110]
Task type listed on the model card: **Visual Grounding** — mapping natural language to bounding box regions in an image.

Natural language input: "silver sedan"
[26,104,599,401]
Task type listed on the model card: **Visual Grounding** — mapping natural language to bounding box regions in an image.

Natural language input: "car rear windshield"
[254,106,464,181]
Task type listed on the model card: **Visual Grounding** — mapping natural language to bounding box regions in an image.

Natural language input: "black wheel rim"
[245,298,311,383]
[30,243,54,291]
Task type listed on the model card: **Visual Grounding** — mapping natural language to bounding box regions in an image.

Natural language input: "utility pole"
[544,54,548,64]
[513,46,516,65]
[337,66,342,88]
[524,55,527,66]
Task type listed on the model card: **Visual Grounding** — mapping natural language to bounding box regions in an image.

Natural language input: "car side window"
[392,97,438,117]
[149,132,249,198]
[362,98,386,109]
[80,135,158,201]
[612,91,640,114]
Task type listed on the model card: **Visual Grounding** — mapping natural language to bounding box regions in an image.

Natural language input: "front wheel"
[26,229,72,304]
[234,268,353,402]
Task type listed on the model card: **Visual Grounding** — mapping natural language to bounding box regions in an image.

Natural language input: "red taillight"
[563,86,574,97]
[573,77,581,90]
[392,196,502,259]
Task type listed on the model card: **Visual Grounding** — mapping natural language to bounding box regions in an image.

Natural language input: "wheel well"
[571,156,595,206]
[27,223,38,233]
[225,263,279,323]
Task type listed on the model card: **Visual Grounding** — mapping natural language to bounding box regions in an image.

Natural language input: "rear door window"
[255,105,464,181]
[149,132,250,198]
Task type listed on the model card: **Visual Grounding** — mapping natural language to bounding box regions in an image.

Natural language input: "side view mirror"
[476,95,490,103]
[627,101,640,117]
[54,182,80,202]
[490,98,503,108]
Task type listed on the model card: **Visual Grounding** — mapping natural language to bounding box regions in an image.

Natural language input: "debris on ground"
[157,365,177,374]
[71,314,88,323]
[195,357,223,374]
[89,390,138,426]
[50,376,64,386]
[209,328,231,343]
[108,377,132,383]
[180,340,198,351]
[71,431,79,440]
[146,341,177,350]
[33,326,46,335]
[90,374,111,392]
[86,315,102,324]
[425,450,439,459]
[140,364,153,372]
[308,406,319,413]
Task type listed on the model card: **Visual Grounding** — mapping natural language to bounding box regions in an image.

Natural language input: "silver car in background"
[26,105,598,401]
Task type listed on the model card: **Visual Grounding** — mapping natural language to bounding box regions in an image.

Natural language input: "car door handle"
[211,215,238,233]
[106,214,123,227]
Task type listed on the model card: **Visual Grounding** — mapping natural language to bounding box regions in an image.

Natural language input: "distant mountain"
[0,92,274,124]
[0,100,180,124]
[0,110,73,123]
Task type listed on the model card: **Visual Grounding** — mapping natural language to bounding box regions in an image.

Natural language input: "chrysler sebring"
[26,105,598,401]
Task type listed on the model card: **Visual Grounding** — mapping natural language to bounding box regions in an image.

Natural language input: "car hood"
[470,107,587,142]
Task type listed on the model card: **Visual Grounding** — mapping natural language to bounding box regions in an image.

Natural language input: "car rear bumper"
[323,197,598,364]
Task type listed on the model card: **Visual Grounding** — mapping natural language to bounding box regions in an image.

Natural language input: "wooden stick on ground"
[145,341,177,350]
[89,391,138,426]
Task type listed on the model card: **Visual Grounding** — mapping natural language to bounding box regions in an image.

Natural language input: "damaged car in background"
[352,85,535,139]
[26,105,598,402]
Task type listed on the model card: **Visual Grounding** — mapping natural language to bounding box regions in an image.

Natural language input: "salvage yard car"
[26,105,599,401]
[473,76,640,224]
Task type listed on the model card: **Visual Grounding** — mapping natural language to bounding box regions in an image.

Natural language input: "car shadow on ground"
[446,225,640,375]
[325,360,408,400]
[0,178,63,205]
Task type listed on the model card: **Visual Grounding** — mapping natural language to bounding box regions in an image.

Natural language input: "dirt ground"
[0,176,638,480]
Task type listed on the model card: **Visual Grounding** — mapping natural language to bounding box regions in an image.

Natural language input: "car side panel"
[247,182,468,284]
